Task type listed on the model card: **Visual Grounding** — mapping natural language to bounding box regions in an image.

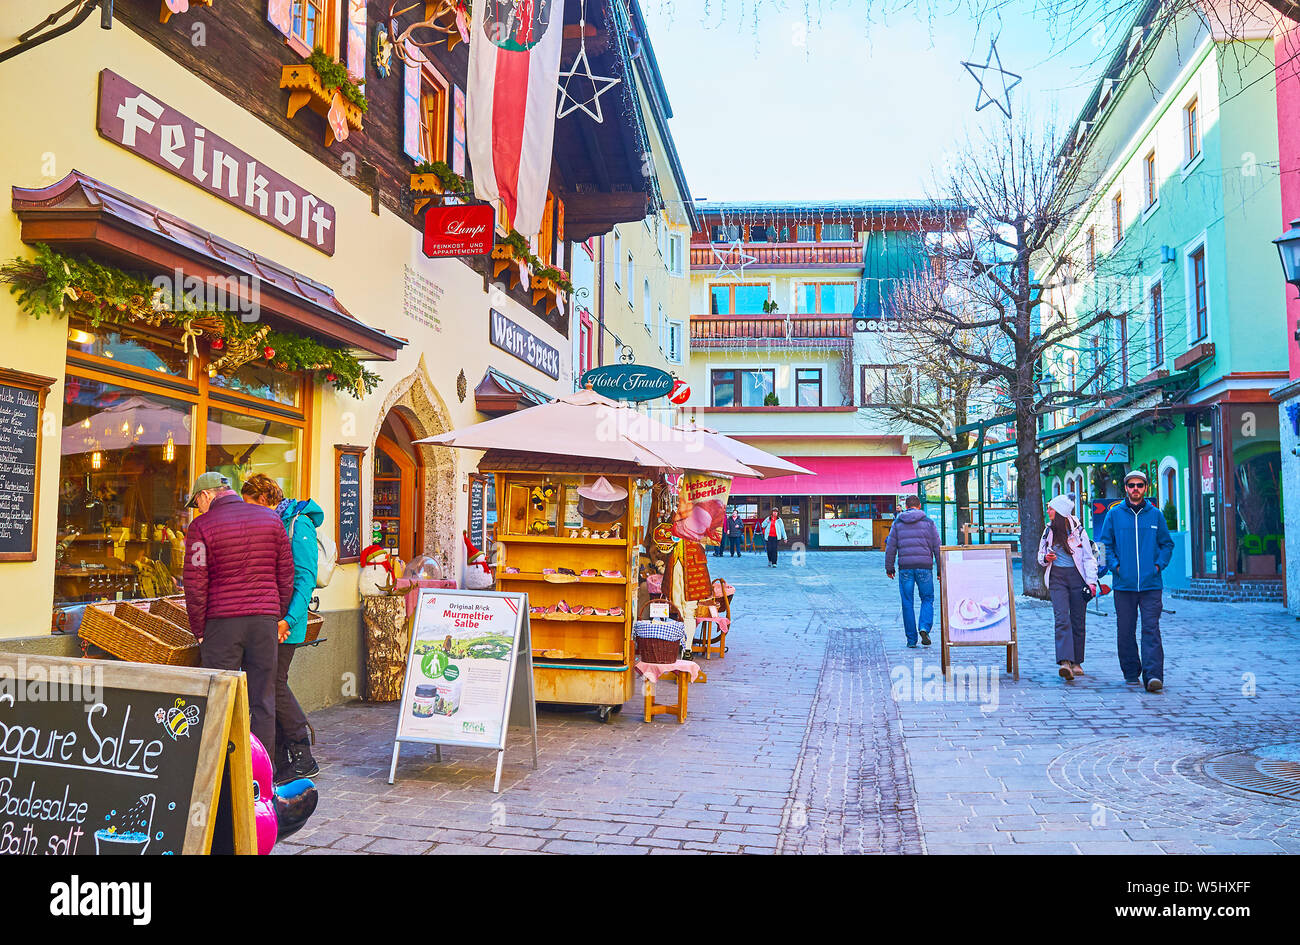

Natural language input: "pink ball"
[249,733,280,855]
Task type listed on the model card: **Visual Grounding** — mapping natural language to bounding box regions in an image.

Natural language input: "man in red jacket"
[183,471,293,753]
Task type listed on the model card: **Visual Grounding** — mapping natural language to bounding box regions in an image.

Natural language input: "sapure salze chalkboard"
[0,684,206,855]
[0,372,53,561]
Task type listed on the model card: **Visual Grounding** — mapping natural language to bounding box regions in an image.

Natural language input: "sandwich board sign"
[937,544,1019,681]
[389,588,538,792]
[0,655,256,855]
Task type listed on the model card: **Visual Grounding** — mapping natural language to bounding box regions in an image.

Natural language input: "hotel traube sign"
[96,70,337,255]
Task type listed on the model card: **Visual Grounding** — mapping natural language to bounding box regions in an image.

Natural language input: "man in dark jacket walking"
[183,471,294,752]
[885,496,941,648]
[725,509,744,557]
[1096,469,1175,692]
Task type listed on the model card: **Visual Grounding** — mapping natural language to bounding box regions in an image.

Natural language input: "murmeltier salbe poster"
[397,593,521,748]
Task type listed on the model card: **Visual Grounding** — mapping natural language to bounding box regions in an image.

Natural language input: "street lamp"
[1273,218,1300,341]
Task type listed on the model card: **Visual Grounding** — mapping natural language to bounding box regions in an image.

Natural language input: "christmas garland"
[0,243,380,398]
[307,47,369,113]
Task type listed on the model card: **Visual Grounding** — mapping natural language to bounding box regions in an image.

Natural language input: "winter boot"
[275,739,319,785]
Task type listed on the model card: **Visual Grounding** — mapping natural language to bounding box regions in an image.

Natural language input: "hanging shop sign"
[670,473,731,545]
[652,521,676,554]
[1076,443,1129,465]
[389,589,538,793]
[579,365,674,402]
[489,309,560,380]
[96,70,337,255]
[423,203,496,258]
[0,368,56,562]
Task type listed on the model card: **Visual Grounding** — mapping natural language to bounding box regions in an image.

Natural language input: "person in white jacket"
[1037,495,1099,681]
[761,508,787,567]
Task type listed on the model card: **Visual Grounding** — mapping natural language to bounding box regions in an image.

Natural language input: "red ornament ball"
[668,379,691,405]
[263,346,275,360]
[211,337,224,350]
[326,373,338,383]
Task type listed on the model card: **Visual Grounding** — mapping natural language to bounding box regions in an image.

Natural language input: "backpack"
[290,501,337,589]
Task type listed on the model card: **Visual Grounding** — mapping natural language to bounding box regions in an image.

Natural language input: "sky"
[639,0,1138,202]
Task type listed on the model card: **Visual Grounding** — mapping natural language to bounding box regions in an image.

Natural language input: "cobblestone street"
[277,552,1300,855]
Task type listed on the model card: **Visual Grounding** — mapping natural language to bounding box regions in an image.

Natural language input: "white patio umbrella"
[673,423,814,479]
[415,389,758,477]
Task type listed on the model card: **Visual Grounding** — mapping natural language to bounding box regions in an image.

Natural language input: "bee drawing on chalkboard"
[163,698,201,740]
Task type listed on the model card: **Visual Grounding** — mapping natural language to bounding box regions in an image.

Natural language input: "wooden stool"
[643,670,689,724]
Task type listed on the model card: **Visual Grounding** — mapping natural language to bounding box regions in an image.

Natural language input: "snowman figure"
[359,544,402,596]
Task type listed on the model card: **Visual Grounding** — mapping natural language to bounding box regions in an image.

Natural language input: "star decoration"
[556,42,622,122]
[712,239,757,280]
[961,39,1021,119]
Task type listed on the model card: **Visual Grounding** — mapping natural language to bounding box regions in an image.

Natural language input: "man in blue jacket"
[1096,469,1175,692]
[885,496,941,648]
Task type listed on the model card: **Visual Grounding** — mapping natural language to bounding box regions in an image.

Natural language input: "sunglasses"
[1125,482,1147,489]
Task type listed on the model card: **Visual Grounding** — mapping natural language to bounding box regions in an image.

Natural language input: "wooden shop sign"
[96,69,337,255]
[489,309,560,380]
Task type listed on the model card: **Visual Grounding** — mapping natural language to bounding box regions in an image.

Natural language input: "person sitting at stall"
[241,474,322,784]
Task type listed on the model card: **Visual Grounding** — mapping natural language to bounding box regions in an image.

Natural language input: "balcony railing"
[690,242,862,270]
[690,314,853,347]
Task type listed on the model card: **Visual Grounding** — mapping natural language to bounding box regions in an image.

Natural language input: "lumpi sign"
[423,204,495,257]
[96,70,337,255]
[580,365,674,402]
[1076,443,1129,465]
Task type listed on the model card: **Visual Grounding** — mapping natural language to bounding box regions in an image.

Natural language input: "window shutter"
[538,193,555,265]
[555,197,565,261]
[402,42,424,161]
[267,0,292,36]
[346,0,367,83]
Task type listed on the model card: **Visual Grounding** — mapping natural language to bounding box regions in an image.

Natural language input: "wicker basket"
[149,596,190,633]
[635,637,681,664]
[79,600,200,667]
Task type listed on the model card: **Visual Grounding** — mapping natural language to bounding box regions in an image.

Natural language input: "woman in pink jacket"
[1037,495,1099,681]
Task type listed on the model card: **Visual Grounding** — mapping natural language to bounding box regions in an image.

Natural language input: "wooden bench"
[643,670,689,724]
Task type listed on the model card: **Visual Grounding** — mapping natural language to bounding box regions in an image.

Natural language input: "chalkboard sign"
[469,476,486,550]
[0,656,255,855]
[0,368,55,562]
[335,445,366,564]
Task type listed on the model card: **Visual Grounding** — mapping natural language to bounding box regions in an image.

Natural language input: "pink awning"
[729,455,916,496]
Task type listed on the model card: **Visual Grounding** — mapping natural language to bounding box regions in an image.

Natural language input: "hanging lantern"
[91,451,102,471]
[164,431,175,463]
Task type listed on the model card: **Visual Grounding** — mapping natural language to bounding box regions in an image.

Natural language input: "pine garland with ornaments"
[1,243,379,398]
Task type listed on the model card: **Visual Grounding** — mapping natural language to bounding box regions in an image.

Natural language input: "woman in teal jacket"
[241,474,322,784]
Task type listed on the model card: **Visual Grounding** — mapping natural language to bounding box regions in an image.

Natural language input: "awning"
[729,455,915,496]
[474,367,553,415]
[11,171,405,360]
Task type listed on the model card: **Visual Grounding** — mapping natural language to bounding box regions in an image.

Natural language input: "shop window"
[67,318,189,378]
[206,407,302,498]
[55,381,193,606]
[209,360,302,407]
[796,368,822,406]
[1230,405,1282,576]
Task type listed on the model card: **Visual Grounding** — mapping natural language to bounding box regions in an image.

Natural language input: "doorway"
[373,410,425,563]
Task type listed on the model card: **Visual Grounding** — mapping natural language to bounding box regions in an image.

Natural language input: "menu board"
[0,656,251,855]
[335,446,365,564]
[0,371,53,561]
[469,476,485,550]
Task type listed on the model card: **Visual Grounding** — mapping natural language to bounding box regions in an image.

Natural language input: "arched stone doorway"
[367,356,457,572]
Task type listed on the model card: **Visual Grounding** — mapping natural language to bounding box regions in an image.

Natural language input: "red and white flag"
[467,0,564,237]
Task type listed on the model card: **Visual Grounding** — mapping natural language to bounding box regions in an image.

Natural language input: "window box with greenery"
[530,266,572,315]
[280,49,367,147]
[410,161,472,215]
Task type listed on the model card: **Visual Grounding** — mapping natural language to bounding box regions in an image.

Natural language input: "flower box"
[491,242,525,289]
[280,63,364,147]
[530,275,566,315]
[410,173,445,215]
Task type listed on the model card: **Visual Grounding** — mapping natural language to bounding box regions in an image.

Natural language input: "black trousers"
[727,535,741,556]
[766,536,779,565]
[1114,589,1164,683]
[201,615,277,754]
[275,642,310,750]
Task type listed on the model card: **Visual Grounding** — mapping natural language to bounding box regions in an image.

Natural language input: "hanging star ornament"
[556,40,622,122]
[961,39,1021,119]
[712,239,757,280]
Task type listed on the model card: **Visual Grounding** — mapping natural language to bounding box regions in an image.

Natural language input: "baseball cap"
[1123,469,1149,486]
[185,471,231,508]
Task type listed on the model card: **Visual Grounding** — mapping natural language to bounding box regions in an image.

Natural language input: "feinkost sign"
[96,70,337,254]
[423,204,495,258]
[580,365,674,402]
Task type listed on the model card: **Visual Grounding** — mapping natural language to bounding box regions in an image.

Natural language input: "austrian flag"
[467,0,565,236]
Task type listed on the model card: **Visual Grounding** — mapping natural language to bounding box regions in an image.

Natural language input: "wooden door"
[374,435,417,563]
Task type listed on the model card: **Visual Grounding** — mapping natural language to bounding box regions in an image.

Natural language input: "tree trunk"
[362,594,409,702]
[951,458,972,540]
[1016,409,1046,599]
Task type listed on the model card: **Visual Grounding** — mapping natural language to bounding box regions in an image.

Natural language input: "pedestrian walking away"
[726,508,744,557]
[885,496,940,648]
[1038,494,1098,681]
[183,471,294,754]
[762,508,786,567]
[1096,469,1175,692]
[242,474,323,785]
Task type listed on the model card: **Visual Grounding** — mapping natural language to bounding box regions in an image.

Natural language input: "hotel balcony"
[690,314,853,349]
[690,242,862,270]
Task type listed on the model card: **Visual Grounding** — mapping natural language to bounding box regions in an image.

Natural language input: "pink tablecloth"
[634,659,700,684]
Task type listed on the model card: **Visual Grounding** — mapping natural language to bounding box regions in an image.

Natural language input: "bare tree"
[893,118,1158,597]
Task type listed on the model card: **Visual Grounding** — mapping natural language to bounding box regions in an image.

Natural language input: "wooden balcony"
[690,314,853,348]
[690,242,862,270]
